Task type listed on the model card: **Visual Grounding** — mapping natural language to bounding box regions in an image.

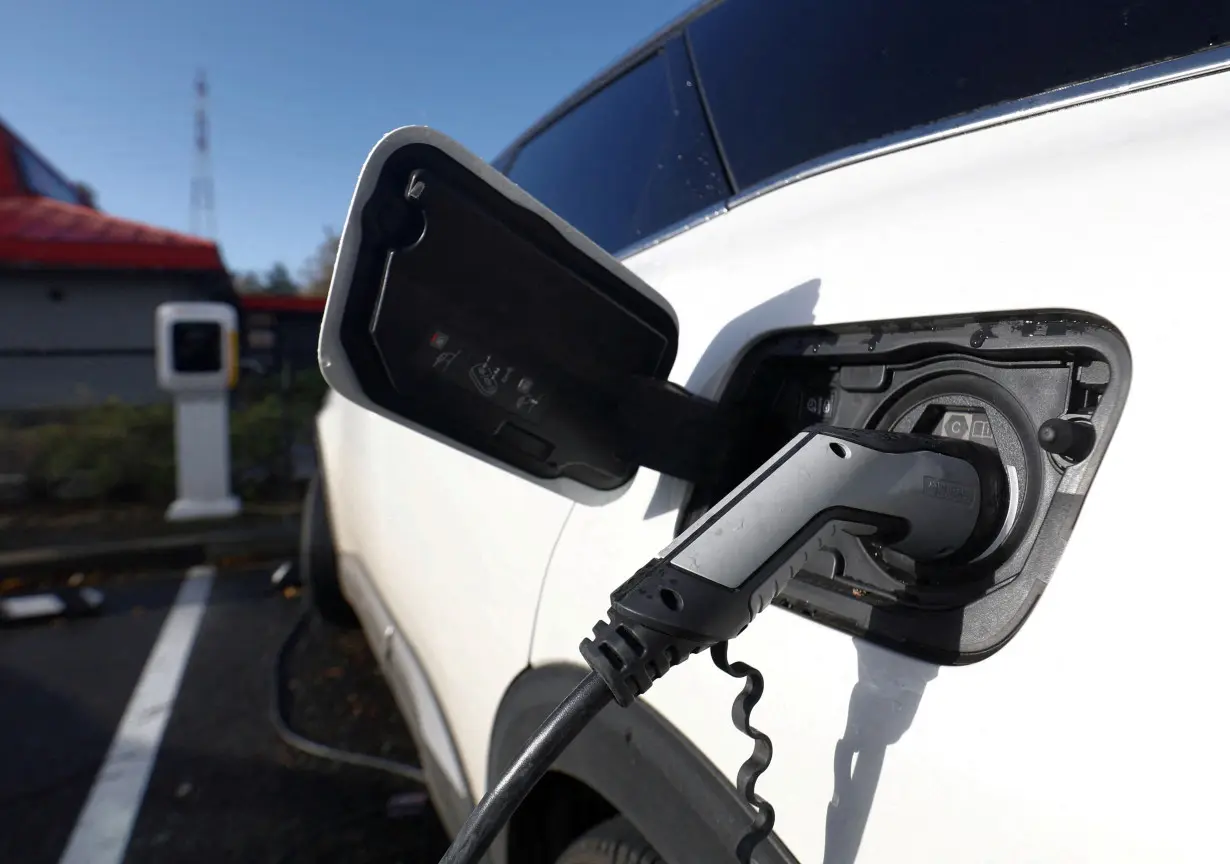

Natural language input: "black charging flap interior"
[330,130,695,494]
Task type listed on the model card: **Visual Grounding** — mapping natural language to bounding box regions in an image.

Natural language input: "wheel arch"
[490,663,799,864]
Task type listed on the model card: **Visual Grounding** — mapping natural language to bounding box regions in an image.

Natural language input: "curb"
[0,525,301,580]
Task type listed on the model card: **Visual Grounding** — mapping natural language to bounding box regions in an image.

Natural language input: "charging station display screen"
[172,321,224,374]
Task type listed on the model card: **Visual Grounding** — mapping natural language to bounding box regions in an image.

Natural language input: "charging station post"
[155,301,242,521]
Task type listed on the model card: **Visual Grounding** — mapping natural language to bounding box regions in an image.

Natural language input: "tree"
[264,263,298,295]
[232,264,298,295]
[300,228,341,297]
[229,227,338,296]
[73,182,98,210]
[233,271,264,294]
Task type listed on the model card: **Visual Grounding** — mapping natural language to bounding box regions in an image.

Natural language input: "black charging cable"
[437,673,612,864]
[272,606,426,783]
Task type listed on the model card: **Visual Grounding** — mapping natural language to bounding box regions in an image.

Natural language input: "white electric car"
[305,1,1230,862]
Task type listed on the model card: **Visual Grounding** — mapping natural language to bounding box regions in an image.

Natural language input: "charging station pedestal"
[155,302,242,522]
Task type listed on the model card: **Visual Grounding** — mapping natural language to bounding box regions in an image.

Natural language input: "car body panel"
[530,63,1229,862]
[336,550,475,834]
[319,380,575,797]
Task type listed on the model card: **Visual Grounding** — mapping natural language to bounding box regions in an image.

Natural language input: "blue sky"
[1,0,697,279]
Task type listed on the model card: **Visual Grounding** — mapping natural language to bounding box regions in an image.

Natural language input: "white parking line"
[57,565,216,864]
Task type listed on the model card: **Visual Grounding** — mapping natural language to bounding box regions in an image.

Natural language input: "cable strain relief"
[578,614,698,708]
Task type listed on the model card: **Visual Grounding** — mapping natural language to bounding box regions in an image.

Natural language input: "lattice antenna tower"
[190,70,217,238]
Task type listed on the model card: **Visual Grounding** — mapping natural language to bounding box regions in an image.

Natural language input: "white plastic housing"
[155,301,238,393]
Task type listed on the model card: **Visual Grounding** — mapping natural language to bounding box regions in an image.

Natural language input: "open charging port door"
[319,127,734,505]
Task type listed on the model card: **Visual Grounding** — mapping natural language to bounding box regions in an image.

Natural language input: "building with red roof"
[0,118,238,411]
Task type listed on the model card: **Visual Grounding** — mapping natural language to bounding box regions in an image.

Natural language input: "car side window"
[504,36,730,255]
[687,0,1230,190]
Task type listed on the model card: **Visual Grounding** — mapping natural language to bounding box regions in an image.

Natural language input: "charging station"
[155,301,242,521]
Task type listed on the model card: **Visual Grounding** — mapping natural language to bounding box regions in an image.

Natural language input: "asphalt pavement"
[0,564,450,863]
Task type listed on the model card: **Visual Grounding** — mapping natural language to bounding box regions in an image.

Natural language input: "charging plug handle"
[581,425,1007,706]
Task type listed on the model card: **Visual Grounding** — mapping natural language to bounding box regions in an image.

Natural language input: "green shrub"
[231,369,329,500]
[230,390,289,500]
[1,370,330,507]
[22,400,176,503]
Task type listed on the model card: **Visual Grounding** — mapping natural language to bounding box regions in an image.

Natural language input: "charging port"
[681,312,1129,663]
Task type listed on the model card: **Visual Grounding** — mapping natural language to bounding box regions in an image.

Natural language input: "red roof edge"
[0,237,224,271]
[0,196,226,272]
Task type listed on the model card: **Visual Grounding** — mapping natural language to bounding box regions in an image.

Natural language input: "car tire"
[299,471,356,628]
[553,817,664,864]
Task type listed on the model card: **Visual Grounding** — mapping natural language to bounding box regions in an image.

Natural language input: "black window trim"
[682,26,737,196]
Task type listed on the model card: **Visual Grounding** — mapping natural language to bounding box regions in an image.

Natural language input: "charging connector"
[580,427,1006,707]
